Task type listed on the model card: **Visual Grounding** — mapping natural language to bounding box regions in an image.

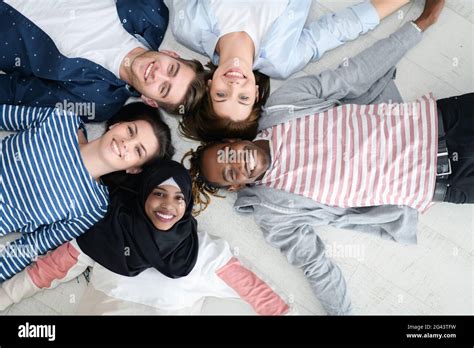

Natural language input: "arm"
[266,22,422,108]
[0,210,105,282]
[251,206,352,315]
[371,0,410,19]
[301,1,382,63]
[0,240,94,311]
[216,257,290,315]
[0,73,123,122]
[0,104,53,131]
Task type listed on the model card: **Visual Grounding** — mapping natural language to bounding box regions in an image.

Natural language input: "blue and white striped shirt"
[0,105,109,281]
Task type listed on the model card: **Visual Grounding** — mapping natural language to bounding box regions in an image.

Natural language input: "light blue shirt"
[164,0,380,79]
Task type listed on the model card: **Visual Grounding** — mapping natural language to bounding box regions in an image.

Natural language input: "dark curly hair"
[181,142,227,215]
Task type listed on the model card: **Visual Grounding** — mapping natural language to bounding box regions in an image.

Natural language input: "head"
[179,62,270,142]
[100,103,174,177]
[182,139,271,211]
[140,160,195,230]
[144,183,186,231]
[129,50,207,114]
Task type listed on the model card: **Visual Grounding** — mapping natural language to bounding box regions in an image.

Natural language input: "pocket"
[445,187,467,204]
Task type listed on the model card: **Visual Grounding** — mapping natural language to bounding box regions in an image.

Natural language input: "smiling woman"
[0,102,173,282]
[0,160,200,311]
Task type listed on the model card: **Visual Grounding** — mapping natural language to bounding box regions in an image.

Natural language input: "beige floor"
[1,0,473,315]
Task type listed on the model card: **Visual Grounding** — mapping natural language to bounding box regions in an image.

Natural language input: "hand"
[414,0,445,31]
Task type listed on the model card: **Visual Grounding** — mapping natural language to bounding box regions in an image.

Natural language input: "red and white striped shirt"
[256,95,439,212]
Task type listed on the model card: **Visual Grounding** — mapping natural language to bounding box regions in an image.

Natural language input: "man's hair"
[181,141,227,215]
[102,102,175,191]
[159,58,207,115]
[179,61,271,142]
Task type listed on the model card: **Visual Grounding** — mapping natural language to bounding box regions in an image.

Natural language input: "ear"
[141,95,159,108]
[160,50,180,59]
[206,79,212,90]
[228,184,245,192]
[255,85,259,102]
[126,167,142,175]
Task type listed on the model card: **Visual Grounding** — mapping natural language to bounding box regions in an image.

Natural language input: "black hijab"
[76,159,198,278]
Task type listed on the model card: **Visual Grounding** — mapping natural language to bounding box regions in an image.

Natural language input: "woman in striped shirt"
[0,102,173,281]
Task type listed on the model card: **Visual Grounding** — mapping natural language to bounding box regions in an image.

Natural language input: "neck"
[216,32,255,66]
[79,140,113,181]
[254,139,271,178]
[119,47,147,83]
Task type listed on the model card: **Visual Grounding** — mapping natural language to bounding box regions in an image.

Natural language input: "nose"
[227,79,240,85]
[159,197,174,210]
[152,67,169,82]
[119,139,128,155]
[235,161,248,180]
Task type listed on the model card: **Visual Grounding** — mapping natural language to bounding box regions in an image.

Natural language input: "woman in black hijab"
[0,159,199,310]
[76,159,199,278]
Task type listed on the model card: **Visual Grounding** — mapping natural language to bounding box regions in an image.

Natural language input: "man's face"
[201,139,271,191]
[130,51,196,108]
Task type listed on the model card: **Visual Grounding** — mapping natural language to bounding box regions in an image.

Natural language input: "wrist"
[413,17,429,32]
[410,20,424,33]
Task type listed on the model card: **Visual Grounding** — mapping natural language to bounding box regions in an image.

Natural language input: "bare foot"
[414,0,445,31]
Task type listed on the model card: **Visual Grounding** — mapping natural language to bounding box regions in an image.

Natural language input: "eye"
[153,191,164,197]
[239,95,249,101]
[127,126,134,137]
[216,92,225,98]
[159,82,170,97]
[136,147,142,158]
[176,196,185,202]
[168,64,174,76]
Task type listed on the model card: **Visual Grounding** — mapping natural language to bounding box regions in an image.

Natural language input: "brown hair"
[179,61,271,142]
[181,142,227,215]
[159,58,207,116]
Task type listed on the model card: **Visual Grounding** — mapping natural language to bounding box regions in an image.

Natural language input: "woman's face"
[207,58,258,122]
[144,184,186,231]
[99,121,159,174]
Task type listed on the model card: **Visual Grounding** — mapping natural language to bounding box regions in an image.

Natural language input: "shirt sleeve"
[0,73,123,122]
[0,240,94,311]
[250,204,353,315]
[0,104,54,131]
[274,1,380,78]
[0,209,106,282]
[265,22,422,109]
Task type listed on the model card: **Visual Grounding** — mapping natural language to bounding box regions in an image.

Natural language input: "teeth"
[145,63,154,80]
[112,140,121,157]
[156,212,174,220]
[248,153,256,172]
[225,71,244,78]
